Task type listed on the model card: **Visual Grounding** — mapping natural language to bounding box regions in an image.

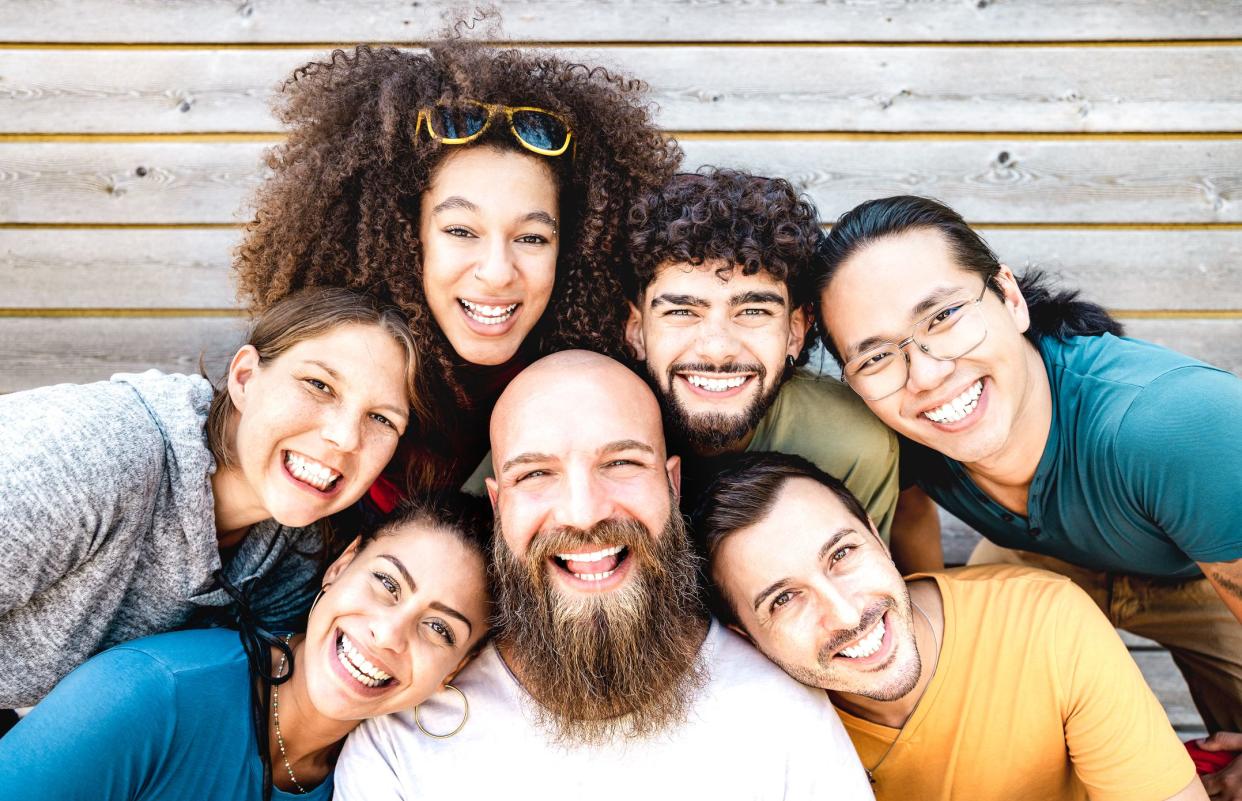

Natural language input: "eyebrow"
[500,439,656,475]
[730,290,785,307]
[500,451,556,475]
[844,285,969,359]
[750,527,856,613]
[600,438,656,457]
[430,196,478,215]
[304,360,342,381]
[304,360,407,422]
[430,601,474,637]
[522,210,559,229]
[380,554,475,637]
[650,293,708,309]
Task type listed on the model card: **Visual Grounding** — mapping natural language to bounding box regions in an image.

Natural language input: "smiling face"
[713,476,920,700]
[301,521,490,720]
[820,228,1044,467]
[626,263,807,454]
[227,323,410,528]
[419,146,560,366]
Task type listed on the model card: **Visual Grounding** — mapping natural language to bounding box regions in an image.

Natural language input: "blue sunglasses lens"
[511,110,568,151]
[430,105,489,139]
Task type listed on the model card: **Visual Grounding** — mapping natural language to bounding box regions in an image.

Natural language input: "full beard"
[655,361,780,453]
[492,507,708,746]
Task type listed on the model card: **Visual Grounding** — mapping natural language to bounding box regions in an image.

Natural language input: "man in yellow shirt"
[692,451,1205,801]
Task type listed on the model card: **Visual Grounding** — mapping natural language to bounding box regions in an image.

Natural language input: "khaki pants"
[969,540,1242,733]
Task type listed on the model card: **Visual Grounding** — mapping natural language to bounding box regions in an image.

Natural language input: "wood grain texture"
[0,315,244,392]
[0,229,239,307]
[3,1,1240,42]
[6,46,1242,134]
[4,228,1237,310]
[3,140,1240,224]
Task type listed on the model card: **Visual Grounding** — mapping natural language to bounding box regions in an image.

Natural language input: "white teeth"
[839,618,886,660]
[555,544,623,563]
[284,451,342,491]
[571,569,617,582]
[460,299,518,325]
[337,633,392,687]
[923,380,983,424]
[685,374,748,392]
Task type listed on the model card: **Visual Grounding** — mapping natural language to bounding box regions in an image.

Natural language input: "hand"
[1202,732,1242,800]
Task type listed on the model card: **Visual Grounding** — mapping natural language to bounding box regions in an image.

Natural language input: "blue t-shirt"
[0,628,333,801]
[905,333,1242,579]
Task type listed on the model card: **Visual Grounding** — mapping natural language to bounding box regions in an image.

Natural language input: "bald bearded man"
[334,351,873,800]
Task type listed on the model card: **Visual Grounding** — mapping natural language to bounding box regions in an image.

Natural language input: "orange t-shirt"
[838,565,1195,801]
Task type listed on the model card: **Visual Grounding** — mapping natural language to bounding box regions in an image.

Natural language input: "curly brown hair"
[234,41,681,491]
[624,168,822,355]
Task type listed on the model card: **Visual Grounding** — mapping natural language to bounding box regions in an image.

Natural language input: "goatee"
[654,361,780,453]
[492,507,708,745]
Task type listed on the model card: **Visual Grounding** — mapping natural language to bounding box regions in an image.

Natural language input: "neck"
[267,638,356,791]
[964,340,1052,502]
[211,464,267,547]
[828,579,943,729]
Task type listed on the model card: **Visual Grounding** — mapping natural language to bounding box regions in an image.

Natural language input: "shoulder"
[760,372,896,451]
[929,565,1097,633]
[1043,333,1231,398]
[701,622,835,715]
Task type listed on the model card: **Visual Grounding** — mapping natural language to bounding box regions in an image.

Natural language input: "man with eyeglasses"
[813,195,1242,793]
[622,168,902,539]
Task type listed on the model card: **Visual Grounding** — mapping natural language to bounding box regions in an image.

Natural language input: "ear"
[993,264,1031,334]
[787,304,810,360]
[625,300,647,361]
[484,477,499,511]
[441,650,477,689]
[324,535,363,583]
[226,344,261,413]
[665,454,682,503]
[726,622,754,644]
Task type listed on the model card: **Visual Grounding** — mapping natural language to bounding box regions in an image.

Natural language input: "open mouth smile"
[283,450,343,493]
[335,630,395,689]
[459,298,519,326]
[677,371,755,398]
[838,616,886,659]
[550,544,631,585]
[922,379,983,425]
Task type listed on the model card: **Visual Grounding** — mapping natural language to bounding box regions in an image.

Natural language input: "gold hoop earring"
[310,583,330,613]
[414,684,469,739]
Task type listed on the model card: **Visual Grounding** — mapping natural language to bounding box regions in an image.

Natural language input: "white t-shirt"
[335,619,874,800]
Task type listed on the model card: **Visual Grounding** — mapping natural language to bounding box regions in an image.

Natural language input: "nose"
[320,409,363,452]
[472,237,518,289]
[694,315,742,364]
[368,609,409,655]
[815,581,863,635]
[903,343,955,393]
[552,465,615,532]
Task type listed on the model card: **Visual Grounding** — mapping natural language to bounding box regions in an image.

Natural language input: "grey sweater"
[0,370,320,707]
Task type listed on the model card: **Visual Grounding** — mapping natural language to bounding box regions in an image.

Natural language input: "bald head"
[486,350,680,546]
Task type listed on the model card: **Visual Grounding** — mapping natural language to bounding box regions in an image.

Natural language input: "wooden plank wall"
[1,0,1238,735]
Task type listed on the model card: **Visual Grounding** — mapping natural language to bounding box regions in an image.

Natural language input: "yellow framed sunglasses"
[414,101,573,157]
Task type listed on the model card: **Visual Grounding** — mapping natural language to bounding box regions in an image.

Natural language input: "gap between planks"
[1,40,1242,50]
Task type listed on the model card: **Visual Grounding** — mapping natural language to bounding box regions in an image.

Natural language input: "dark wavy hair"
[812,195,1124,363]
[234,41,681,490]
[625,168,823,361]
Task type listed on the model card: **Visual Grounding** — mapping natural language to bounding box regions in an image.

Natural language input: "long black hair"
[812,195,1123,363]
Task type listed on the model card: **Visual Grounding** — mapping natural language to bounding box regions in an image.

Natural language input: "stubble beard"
[492,506,709,746]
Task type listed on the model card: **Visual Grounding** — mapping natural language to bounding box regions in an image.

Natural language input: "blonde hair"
[206,287,423,468]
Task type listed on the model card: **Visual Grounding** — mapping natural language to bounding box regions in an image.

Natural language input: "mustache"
[817,600,894,664]
[668,361,767,380]
[526,518,653,567]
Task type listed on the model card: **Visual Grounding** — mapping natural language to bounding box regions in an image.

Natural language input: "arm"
[0,647,176,801]
[889,485,944,574]
[1200,732,1242,801]
[1200,558,1242,626]
[1166,776,1210,801]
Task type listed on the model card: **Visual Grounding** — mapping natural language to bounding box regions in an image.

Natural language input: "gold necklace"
[272,635,308,794]
[865,600,939,786]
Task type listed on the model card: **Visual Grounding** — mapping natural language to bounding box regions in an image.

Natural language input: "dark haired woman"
[0,497,492,800]
[0,288,418,709]
[232,41,681,502]
[812,195,1242,776]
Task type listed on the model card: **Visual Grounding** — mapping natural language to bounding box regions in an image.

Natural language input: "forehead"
[276,325,403,375]
[645,261,790,303]
[369,524,487,597]
[494,371,664,460]
[425,146,556,206]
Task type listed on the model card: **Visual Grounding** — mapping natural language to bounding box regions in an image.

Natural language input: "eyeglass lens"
[848,298,987,399]
[430,105,490,139]
[510,110,568,151]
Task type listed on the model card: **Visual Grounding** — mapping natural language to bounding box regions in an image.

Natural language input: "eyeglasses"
[414,101,573,157]
[842,280,991,401]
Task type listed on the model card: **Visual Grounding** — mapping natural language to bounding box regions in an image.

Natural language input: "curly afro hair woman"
[234,41,682,495]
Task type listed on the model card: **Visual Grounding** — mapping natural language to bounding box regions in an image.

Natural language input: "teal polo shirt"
[904,333,1242,579]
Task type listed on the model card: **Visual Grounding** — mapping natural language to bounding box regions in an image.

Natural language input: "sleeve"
[1053,581,1197,801]
[1115,366,1242,563]
[0,384,162,616]
[333,716,408,800]
[0,647,178,801]
[779,686,876,800]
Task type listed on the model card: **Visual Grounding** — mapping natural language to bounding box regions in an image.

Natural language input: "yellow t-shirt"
[839,565,1195,801]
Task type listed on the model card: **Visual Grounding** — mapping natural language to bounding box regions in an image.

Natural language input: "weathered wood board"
[3,140,1239,224]
[3,1,1240,43]
[4,227,1238,310]
[6,46,1242,134]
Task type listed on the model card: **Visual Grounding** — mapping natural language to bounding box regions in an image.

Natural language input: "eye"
[769,589,795,613]
[830,545,856,565]
[443,226,476,239]
[928,302,966,329]
[853,349,895,375]
[662,308,695,318]
[514,468,549,483]
[739,308,773,317]
[516,233,549,245]
[303,377,333,395]
[427,619,456,646]
[369,412,397,430]
[373,571,399,598]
